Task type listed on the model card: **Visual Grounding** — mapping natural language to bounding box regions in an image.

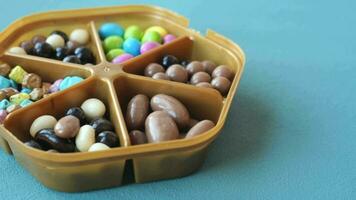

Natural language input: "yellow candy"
[10,93,30,105]
[145,26,167,37]
[9,65,28,84]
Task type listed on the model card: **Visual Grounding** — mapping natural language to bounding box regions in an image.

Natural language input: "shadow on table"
[201,90,274,172]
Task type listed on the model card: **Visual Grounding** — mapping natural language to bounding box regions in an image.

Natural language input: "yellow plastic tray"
[0,5,245,192]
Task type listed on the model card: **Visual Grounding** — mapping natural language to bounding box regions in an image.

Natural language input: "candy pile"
[126,94,215,145]
[25,98,120,153]
[0,62,83,123]
[143,55,234,96]
[8,29,96,65]
[98,23,177,63]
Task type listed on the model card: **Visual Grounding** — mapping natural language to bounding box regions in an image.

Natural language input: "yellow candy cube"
[9,65,28,84]
[10,93,30,105]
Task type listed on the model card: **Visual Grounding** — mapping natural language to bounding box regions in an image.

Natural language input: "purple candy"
[112,53,134,64]
[0,110,8,124]
[140,42,160,54]
[49,79,63,93]
[163,34,177,44]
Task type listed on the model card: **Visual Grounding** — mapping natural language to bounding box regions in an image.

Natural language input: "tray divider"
[88,21,107,64]
[104,77,131,148]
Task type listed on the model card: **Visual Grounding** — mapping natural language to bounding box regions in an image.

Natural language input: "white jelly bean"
[70,29,90,45]
[30,115,57,137]
[88,142,110,152]
[81,98,106,120]
[8,47,27,55]
[46,34,65,48]
[75,125,95,152]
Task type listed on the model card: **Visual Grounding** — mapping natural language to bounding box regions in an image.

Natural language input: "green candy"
[103,36,123,53]
[141,31,162,44]
[124,25,144,40]
[106,49,125,61]
[145,26,167,37]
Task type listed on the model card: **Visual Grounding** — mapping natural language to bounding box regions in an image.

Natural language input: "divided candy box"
[0,5,245,192]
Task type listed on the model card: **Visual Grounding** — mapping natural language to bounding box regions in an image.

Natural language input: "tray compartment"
[114,74,223,182]
[0,56,93,154]
[2,20,100,65]
[2,77,128,192]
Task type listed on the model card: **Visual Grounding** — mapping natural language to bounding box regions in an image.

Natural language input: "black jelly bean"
[90,118,114,135]
[24,140,42,150]
[74,47,95,64]
[50,30,69,42]
[181,60,190,67]
[162,55,179,68]
[34,42,54,58]
[35,129,75,153]
[55,47,69,60]
[63,55,81,64]
[97,131,120,147]
[66,107,86,125]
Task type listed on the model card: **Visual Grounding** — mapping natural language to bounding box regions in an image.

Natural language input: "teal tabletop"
[0,0,355,199]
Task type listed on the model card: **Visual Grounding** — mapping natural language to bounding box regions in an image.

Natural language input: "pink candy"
[163,34,177,44]
[112,53,134,64]
[140,42,160,54]
[49,79,63,93]
[0,110,7,124]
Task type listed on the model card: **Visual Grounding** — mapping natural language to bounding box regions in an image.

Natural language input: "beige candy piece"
[42,82,52,94]
[0,63,11,76]
[22,73,42,89]
[186,61,204,76]
[211,76,231,95]
[150,94,190,129]
[6,104,21,113]
[201,60,217,75]
[190,71,211,85]
[152,72,170,80]
[54,115,80,138]
[0,91,7,101]
[30,115,57,137]
[126,94,150,131]
[144,63,165,77]
[2,88,18,97]
[88,143,110,152]
[29,88,44,101]
[75,125,96,152]
[166,64,188,83]
[145,111,179,143]
[212,65,234,80]
[185,120,215,139]
[195,82,213,88]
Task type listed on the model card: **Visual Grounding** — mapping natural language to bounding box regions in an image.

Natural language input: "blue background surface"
[0,0,355,199]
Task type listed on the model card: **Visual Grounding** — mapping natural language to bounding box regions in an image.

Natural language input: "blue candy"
[0,99,11,109]
[9,79,18,89]
[19,99,33,107]
[0,76,11,89]
[21,87,32,94]
[123,38,141,56]
[99,23,124,39]
[59,76,84,91]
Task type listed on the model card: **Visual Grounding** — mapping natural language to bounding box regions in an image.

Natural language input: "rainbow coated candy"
[99,23,175,63]
[10,93,30,105]
[106,49,125,62]
[0,76,11,89]
[123,38,141,56]
[99,23,124,39]
[8,65,28,84]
